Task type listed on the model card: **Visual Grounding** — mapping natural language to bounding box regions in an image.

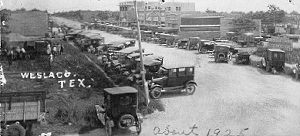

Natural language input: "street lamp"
[134,0,150,105]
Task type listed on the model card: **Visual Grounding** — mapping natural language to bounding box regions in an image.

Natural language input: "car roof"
[268,48,285,52]
[214,44,230,48]
[104,86,138,95]
[162,65,195,69]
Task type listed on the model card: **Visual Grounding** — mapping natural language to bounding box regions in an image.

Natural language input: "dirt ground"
[52,17,300,136]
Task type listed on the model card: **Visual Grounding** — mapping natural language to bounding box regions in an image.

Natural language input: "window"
[176,7,181,11]
[178,68,186,77]
[169,69,177,77]
[148,6,151,10]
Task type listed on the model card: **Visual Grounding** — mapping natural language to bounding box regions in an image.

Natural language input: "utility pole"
[134,0,150,105]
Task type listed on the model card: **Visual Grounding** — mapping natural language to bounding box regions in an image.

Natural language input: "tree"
[266,4,286,25]
[290,11,300,29]
[230,15,257,34]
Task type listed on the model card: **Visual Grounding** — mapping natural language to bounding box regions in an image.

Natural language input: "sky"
[2,0,300,13]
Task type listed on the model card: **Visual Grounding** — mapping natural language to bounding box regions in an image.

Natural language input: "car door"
[166,68,178,87]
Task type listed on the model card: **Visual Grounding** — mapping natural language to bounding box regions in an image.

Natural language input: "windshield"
[272,52,285,60]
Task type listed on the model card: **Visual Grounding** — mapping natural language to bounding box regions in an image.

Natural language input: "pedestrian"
[7,50,13,70]
[46,44,51,55]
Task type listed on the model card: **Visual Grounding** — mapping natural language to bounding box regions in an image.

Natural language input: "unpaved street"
[53,17,300,136]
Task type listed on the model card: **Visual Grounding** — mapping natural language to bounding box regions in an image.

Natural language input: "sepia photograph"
[1,0,300,136]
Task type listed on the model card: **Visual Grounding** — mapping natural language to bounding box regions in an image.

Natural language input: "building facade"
[7,11,49,37]
[119,1,195,26]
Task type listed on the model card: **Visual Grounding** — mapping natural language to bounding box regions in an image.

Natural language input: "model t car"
[148,66,197,99]
[214,44,231,63]
[187,37,200,50]
[261,48,285,73]
[95,86,143,136]
[235,52,250,65]
[198,40,215,54]
[177,38,189,49]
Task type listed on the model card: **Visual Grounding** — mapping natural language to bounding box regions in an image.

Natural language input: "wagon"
[0,91,46,136]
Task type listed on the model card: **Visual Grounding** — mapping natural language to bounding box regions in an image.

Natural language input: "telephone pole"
[134,0,150,105]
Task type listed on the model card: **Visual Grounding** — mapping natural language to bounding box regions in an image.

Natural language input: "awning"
[3,33,37,42]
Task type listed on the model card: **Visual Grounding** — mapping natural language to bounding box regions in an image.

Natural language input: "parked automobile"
[95,86,143,136]
[141,31,153,42]
[214,44,231,63]
[235,52,250,64]
[261,48,285,73]
[188,37,200,50]
[107,40,136,51]
[198,40,215,54]
[158,33,177,47]
[177,39,189,49]
[148,66,197,99]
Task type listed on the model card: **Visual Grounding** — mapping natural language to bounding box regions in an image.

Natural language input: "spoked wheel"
[186,83,196,95]
[105,120,113,136]
[136,122,142,135]
[150,87,162,99]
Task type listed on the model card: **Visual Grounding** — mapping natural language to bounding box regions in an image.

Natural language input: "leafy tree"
[266,4,286,25]
[290,11,300,29]
[230,15,257,34]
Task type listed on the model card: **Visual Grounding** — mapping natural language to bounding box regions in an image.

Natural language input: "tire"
[6,123,26,136]
[105,120,113,136]
[186,83,196,95]
[150,87,162,99]
[136,122,142,135]
[266,65,271,72]
[261,58,266,68]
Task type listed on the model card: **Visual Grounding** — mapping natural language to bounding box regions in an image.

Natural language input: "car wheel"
[6,123,26,136]
[105,120,113,136]
[186,83,196,95]
[136,122,142,135]
[150,87,162,99]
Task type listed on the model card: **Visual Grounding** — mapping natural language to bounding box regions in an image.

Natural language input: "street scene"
[1,0,300,136]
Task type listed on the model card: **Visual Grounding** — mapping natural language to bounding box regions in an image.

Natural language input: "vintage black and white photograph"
[1,0,300,136]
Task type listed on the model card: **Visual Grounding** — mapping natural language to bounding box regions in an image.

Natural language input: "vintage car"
[141,30,153,42]
[135,55,164,80]
[261,48,285,73]
[148,66,197,99]
[95,86,143,136]
[235,52,250,64]
[177,39,189,49]
[198,40,215,54]
[158,33,177,47]
[214,44,231,63]
[187,37,200,50]
[107,40,136,51]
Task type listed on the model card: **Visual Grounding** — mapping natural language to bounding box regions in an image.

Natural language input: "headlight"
[293,69,296,74]
[137,113,143,123]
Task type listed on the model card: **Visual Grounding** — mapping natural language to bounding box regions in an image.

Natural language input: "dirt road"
[53,17,300,136]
